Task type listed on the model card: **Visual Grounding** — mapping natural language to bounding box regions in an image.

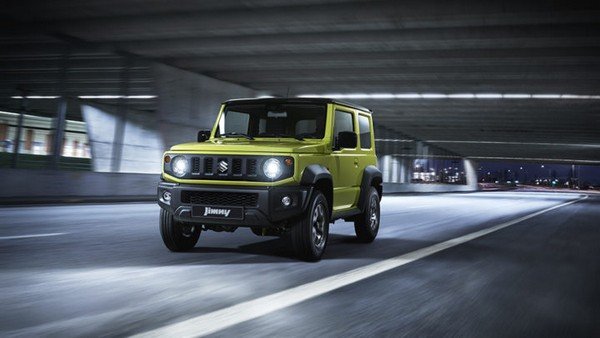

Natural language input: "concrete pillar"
[82,103,163,173]
[51,50,70,168]
[463,159,479,191]
[390,156,400,183]
[153,64,256,149]
[111,56,132,172]
[398,158,411,183]
[11,95,27,168]
[51,99,67,167]
[381,155,392,183]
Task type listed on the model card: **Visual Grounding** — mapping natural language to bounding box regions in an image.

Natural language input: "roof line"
[223,97,372,113]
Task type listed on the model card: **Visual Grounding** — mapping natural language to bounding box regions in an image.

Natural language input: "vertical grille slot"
[232,158,242,175]
[204,157,214,174]
[246,159,257,176]
[192,157,200,174]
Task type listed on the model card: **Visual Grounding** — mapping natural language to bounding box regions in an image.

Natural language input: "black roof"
[223,97,372,113]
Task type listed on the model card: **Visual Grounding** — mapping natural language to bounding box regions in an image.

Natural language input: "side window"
[333,110,356,150]
[358,114,372,149]
[334,110,354,136]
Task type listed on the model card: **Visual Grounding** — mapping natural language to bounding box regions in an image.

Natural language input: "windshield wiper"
[219,132,254,140]
[294,133,316,141]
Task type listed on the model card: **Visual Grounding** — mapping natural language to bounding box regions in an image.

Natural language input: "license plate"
[192,205,244,220]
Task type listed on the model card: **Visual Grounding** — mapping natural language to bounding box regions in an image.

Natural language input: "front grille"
[181,191,258,207]
[172,155,291,181]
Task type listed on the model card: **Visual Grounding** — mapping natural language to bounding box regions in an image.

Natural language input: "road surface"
[1,192,598,337]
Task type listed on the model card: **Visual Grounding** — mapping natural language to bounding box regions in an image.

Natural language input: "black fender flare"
[357,165,383,212]
[300,164,333,213]
[300,164,332,186]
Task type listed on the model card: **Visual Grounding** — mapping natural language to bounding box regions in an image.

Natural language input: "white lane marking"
[133,195,587,338]
[0,233,67,240]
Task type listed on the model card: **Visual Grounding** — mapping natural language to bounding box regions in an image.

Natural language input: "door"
[332,108,360,211]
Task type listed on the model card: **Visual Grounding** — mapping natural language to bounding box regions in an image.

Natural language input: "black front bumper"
[157,182,312,227]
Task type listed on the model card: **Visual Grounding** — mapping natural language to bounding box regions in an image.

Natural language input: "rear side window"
[358,114,372,149]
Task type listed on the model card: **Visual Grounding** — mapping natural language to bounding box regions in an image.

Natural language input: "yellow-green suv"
[158,98,382,261]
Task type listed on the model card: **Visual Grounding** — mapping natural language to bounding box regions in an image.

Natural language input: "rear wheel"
[354,187,380,243]
[290,191,330,261]
[160,209,201,251]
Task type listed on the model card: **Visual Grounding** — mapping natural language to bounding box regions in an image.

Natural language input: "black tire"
[354,187,380,243]
[290,191,330,261]
[160,209,201,252]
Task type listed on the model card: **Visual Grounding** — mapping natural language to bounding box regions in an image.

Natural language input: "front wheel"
[354,187,380,243]
[160,209,201,251]
[290,191,330,261]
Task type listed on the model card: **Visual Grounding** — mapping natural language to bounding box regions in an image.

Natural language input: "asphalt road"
[1,192,598,337]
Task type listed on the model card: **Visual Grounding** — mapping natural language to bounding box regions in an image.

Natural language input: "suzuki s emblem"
[218,160,228,173]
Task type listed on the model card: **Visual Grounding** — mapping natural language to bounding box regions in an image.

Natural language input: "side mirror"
[197,130,211,142]
[335,131,357,150]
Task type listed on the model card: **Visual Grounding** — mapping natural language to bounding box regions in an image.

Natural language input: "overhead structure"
[1,0,599,163]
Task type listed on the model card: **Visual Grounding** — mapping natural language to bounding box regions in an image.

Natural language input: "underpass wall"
[0,168,158,203]
[153,64,257,149]
[81,103,163,174]
[78,64,258,175]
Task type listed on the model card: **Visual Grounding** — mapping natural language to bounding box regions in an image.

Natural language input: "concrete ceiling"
[1,0,599,163]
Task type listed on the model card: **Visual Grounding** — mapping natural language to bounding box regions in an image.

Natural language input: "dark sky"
[477,162,600,185]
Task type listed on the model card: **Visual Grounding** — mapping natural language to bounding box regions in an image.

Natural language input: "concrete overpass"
[1,0,598,172]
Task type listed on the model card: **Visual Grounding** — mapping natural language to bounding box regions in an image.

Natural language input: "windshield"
[216,103,327,140]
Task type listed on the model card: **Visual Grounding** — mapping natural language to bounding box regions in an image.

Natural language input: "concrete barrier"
[1,169,479,204]
[383,182,478,194]
[0,168,159,204]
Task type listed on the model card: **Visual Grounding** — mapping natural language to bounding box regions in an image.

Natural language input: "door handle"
[354,158,359,167]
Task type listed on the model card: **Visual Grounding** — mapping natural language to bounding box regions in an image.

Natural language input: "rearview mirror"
[197,130,211,142]
[335,131,357,150]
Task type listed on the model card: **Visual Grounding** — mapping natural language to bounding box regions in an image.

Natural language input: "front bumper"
[157,182,312,227]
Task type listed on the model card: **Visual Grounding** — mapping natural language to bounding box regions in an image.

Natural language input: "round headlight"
[171,156,189,178]
[263,158,282,180]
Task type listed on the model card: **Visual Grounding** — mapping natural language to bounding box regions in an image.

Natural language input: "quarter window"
[358,114,372,149]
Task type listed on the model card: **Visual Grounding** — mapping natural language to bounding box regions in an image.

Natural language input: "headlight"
[171,156,189,177]
[263,158,282,180]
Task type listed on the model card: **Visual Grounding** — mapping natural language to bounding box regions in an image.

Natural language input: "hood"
[169,139,327,154]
